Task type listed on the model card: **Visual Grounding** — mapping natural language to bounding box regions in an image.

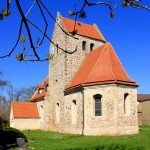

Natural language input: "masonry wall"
[63,90,83,134]
[42,12,104,131]
[36,100,45,128]
[83,84,138,135]
[138,101,150,125]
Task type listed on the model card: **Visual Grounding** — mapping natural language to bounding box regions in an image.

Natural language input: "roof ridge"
[84,43,107,83]
[63,17,93,27]
[93,23,106,42]
[110,43,134,82]
[108,43,117,82]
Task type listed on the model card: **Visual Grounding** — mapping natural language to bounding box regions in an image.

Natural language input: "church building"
[41,12,139,135]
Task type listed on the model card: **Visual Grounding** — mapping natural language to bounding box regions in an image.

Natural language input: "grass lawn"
[10,126,150,150]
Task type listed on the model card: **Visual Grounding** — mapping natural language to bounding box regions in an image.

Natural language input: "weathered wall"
[36,100,45,128]
[12,118,40,130]
[63,89,83,134]
[138,101,150,125]
[83,84,138,135]
[137,102,142,125]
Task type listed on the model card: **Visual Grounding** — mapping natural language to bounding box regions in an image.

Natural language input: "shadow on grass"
[0,127,27,150]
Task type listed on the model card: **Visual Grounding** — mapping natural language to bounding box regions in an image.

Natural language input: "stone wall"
[63,89,83,134]
[83,84,138,135]
[36,100,45,128]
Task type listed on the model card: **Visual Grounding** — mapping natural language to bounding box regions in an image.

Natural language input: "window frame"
[93,94,102,116]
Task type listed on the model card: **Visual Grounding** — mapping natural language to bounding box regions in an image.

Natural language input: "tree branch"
[27,19,77,54]
[15,0,40,60]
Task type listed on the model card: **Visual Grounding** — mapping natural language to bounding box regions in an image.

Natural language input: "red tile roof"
[11,102,40,118]
[30,76,48,102]
[66,42,138,91]
[137,94,150,102]
[62,17,105,41]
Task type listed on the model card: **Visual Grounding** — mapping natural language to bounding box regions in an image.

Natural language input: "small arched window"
[82,41,86,50]
[71,100,77,124]
[93,94,102,116]
[90,43,94,51]
[56,103,60,123]
[124,93,130,115]
[56,44,59,55]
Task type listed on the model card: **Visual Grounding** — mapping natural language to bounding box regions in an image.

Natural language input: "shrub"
[0,127,27,147]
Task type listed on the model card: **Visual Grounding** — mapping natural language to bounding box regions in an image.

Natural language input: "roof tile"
[137,94,150,102]
[66,42,138,91]
[63,17,105,41]
[11,102,40,118]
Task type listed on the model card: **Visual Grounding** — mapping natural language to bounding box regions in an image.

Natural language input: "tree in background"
[0,71,9,89]
[0,0,149,61]
[7,85,36,102]
[0,71,10,126]
[0,96,10,127]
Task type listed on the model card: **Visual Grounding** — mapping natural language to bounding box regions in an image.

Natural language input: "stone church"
[41,12,139,135]
[10,12,139,136]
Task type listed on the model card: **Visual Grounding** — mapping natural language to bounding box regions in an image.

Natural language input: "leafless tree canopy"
[7,85,37,102]
[0,0,149,62]
[0,71,9,89]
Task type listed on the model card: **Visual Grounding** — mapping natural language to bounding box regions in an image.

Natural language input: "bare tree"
[0,0,150,62]
[7,85,36,102]
[0,71,9,89]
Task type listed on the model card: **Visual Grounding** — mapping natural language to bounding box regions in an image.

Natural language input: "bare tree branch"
[15,0,40,60]
[0,0,150,61]
[27,19,77,54]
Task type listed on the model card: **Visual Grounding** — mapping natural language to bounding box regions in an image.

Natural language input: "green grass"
[10,126,150,150]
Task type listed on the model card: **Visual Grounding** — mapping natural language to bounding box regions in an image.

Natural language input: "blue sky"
[0,0,150,95]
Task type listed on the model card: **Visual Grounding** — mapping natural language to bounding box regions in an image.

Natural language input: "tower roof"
[66,42,138,91]
[62,17,105,41]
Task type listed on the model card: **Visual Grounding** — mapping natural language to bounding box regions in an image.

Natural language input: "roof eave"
[69,32,106,42]
[65,80,138,92]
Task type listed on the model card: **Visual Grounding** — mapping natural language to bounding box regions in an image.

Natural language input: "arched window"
[71,100,77,124]
[56,103,60,123]
[124,93,130,115]
[90,43,94,51]
[93,94,102,116]
[82,41,86,50]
